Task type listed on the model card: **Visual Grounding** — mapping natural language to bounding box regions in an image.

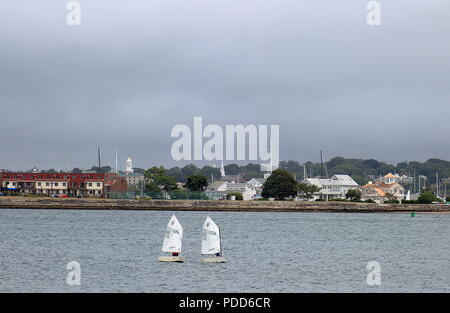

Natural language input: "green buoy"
[411,212,416,217]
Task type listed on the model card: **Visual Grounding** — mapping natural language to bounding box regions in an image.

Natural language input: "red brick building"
[0,172,127,197]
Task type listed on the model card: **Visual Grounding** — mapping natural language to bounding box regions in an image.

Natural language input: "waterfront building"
[361,174,406,203]
[0,172,127,197]
[226,183,256,201]
[246,178,267,199]
[302,175,360,200]
[206,181,228,192]
[375,172,413,185]
[125,173,145,187]
[205,180,257,200]
[205,181,228,200]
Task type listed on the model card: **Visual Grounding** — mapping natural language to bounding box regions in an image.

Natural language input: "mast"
[320,151,324,178]
[97,147,101,169]
[218,226,222,253]
[320,150,329,179]
[436,172,439,198]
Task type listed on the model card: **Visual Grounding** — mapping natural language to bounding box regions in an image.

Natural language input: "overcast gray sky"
[1,0,449,171]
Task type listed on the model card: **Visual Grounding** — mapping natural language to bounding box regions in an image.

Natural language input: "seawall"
[1,197,450,213]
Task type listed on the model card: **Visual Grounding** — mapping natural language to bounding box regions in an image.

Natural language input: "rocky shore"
[1,196,450,213]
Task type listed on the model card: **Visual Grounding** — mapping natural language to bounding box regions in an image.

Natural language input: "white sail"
[405,190,411,201]
[201,216,221,255]
[161,215,183,253]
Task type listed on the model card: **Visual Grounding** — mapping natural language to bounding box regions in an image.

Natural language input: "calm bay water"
[0,208,449,292]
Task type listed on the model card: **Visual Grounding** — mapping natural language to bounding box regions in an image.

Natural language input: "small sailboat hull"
[201,257,226,263]
[158,256,185,263]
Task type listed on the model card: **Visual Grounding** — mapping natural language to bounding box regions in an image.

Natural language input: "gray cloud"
[1,0,449,170]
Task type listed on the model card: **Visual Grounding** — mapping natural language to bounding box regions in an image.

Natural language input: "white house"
[206,181,228,192]
[85,180,104,196]
[246,178,266,199]
[246,178,266,188]
[205,181,228,200]
[361,173,405,203]
[303,174,359,200]
[226,183,256,201]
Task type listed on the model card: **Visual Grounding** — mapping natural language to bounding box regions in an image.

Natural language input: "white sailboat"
[158,215,185,262]
[405,190,411,201]
[201,216,226,263]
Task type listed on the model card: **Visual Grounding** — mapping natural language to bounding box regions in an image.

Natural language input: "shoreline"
[1,197,450,214]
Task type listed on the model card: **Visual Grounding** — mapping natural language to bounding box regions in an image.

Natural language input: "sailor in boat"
[172,252,179,257]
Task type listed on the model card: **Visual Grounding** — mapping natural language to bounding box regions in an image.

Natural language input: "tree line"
[34,156,450,188]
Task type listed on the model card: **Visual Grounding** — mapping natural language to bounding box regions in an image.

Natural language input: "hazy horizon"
[2,154,450,173]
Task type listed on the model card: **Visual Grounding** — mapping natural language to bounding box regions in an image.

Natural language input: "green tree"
[346,189,362,201]
[133,167,146,174]
[261,169,298,200]
[199,166,221,182]
[297,183,321,199]
[185,174,209,191]
[224,164,240,175]
[239,163,261,181]
[145,166,178,192]
[166,166,186,182]
[91,166,111,173]
[181,164,200,179]
[418,192,437,204]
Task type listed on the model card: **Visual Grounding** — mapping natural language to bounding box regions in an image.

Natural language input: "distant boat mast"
[436,172,439,199]
[320,150,329,179]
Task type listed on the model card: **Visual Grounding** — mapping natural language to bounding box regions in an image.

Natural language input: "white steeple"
[115,149,118,174]
[220,161,225,177]
[125,156,134,175]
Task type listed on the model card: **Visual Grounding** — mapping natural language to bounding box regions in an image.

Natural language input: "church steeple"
[220,161,225,177]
